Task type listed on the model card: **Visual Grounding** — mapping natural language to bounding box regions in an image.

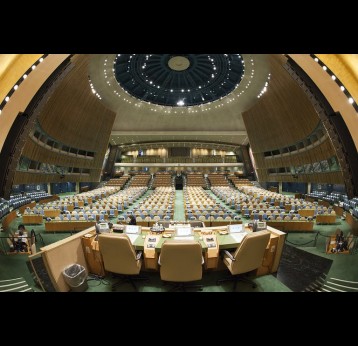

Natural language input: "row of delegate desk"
[42,219,326,233]
[266,215,337,231]
[82,224,286,279]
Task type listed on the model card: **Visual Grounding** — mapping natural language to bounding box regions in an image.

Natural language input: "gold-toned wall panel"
[38,55,115,151]
[0,55,69,153]
[242,55,320,153]
[254,138,335,169]
[289,54,358,152]
[21,139,101,169]
[258,171,344,184]
[16,54,116,185]
[242,55,342,185]
[0,54,42,101]
[316,54,358,105]
[13,172,96,184]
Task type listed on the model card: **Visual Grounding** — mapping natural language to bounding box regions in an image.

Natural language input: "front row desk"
[34,224,285,291]
[82,224,285,281]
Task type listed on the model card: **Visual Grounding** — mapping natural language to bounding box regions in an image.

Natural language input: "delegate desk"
[298,209,315,217]
[44,210,61,218]
[316,214,336,225]
[22,214,43,224]
[84,225,285,277]
[266,220,314,232]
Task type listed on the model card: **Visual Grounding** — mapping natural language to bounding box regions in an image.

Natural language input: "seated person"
[128,214,137,225]
[331,229,348,253]
[15,224,28,252]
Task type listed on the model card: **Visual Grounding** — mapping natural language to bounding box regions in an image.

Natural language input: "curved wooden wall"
[254,136,335,169]
[242,55,344,185]
[38,55,114,151]
[13,55,116,185]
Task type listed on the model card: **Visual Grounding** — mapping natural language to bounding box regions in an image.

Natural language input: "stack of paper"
[230,232,247,243]
[127,234,139,244]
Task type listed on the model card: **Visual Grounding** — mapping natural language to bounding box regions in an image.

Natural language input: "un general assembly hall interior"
[0,53,357,293]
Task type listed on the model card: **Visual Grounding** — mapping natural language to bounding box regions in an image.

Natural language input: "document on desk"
[126,234,139,244]
[230,232,247,243]
[174,236,195,241]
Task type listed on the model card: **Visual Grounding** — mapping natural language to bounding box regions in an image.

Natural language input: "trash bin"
[62,264,88,292]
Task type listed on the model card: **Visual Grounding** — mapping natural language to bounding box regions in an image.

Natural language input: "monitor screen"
[174,226,193,237]
[227,224,243,233]
[256,221,266,230]
[125,225,141,234]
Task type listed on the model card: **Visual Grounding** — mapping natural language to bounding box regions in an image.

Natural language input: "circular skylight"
[114,54,245,107]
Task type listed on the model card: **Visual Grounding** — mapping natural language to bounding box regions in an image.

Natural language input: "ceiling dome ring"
[113,54,245,107]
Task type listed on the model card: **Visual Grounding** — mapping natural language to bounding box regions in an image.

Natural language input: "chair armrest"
[222,250,235,261]
[136,251,143,260]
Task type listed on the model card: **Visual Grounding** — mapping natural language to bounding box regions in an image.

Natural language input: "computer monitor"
[174,226,194,237]
[256,221,267,231]
[227,224,243,233]
[96,222,110,234]
[124,225,141,234]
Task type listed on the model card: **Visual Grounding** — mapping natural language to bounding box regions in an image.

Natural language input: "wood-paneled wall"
[38,55,115,151]
[13,171,101,184]
[257,170,343,184]
[21,139,97,169]
[13,55,116,185]
[243,55,320,153]
[254,137,335,169]
[242,55,343,185]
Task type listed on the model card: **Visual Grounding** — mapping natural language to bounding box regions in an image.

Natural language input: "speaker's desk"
[84,225,285,276]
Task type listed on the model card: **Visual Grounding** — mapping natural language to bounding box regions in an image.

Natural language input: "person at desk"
[128,214,137,225]
[331,229,348,253]
[15,224,28,252]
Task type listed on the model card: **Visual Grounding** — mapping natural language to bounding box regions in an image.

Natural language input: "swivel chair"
[159,240,204,292]
[98,233,148,291]
[217,230,270,290]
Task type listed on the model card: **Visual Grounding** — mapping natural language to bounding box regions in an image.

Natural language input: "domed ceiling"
[113,54,245,107]
[88,54,271,147]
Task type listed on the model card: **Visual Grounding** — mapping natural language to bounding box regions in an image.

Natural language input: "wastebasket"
[62,264,88,292]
